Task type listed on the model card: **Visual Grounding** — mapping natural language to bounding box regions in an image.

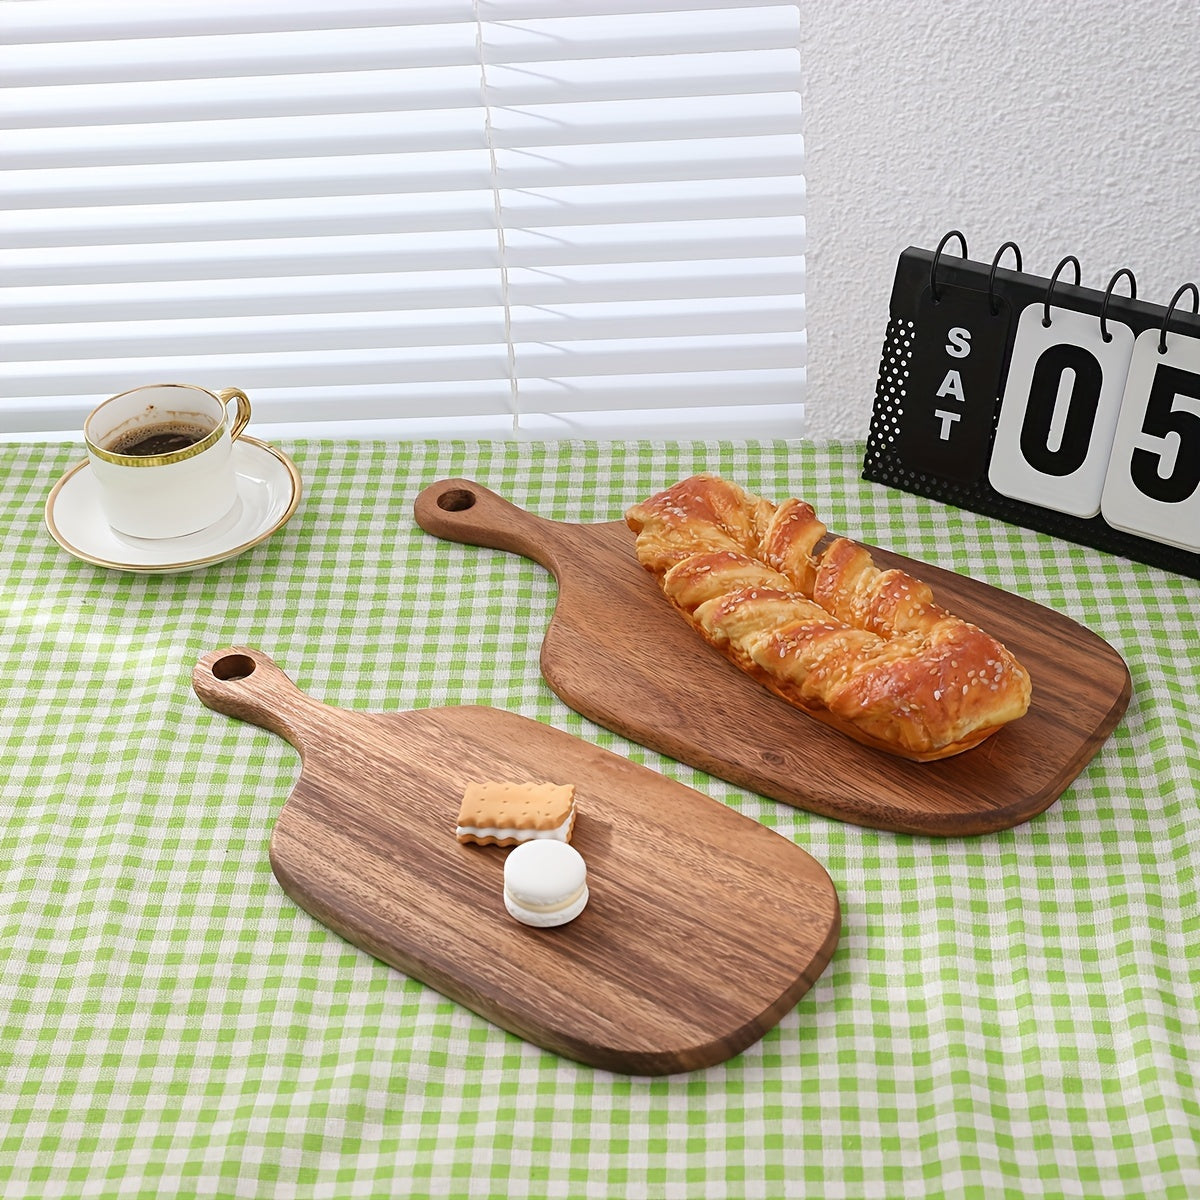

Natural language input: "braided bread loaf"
[625,475,1032,761]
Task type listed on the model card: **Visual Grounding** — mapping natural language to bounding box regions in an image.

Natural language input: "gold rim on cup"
[84,383,252,468]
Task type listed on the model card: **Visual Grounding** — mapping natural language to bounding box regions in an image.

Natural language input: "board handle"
[413,477,565,569]
[192,645,329,750]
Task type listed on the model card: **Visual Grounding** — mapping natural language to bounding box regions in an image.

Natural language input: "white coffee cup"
[83,383,252,539]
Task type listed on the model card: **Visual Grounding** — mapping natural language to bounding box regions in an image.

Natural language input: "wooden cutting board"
[413,478,1132,837]
[192,646,841,1075]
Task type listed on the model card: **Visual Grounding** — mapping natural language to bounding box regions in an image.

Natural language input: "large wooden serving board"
[192,647,840,1075]
[413,479,1132,837]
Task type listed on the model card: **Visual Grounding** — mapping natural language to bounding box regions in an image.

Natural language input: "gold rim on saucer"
[45,436,302,573]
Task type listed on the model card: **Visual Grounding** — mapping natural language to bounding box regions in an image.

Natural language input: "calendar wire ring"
[930,230,968,303]
[1043,256,1082,327]
[987,241,1023,316]
[1159,282,1199,354]
[1099,268,1137,343]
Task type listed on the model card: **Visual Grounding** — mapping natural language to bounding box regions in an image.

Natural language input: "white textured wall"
[799,0,1200,441]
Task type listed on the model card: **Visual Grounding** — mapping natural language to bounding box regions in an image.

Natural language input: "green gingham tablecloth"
[1,438,1197,1199]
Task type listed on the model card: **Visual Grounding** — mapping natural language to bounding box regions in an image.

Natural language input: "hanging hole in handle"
[1158,282,1199,354]
[1043,255,1082,328]
[930,230,968,304]
[437,487,477,513]
[211,653,256,681]
[1099,268,1137,343]
[987,240,1023,316]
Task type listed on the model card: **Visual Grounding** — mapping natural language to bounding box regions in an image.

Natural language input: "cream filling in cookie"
[505,880,587,914]
[455,809,575,843]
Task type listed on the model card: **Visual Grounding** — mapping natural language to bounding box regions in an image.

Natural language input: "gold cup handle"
[217,388,252,441]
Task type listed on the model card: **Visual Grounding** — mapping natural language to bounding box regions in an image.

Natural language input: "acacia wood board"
[192,646,841,1075]
[413,478,1132,837]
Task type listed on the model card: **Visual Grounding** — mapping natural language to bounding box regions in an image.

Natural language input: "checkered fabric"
[1,439,1197,1199]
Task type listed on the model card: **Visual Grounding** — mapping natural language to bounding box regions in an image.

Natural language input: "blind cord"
[475,3,519,434]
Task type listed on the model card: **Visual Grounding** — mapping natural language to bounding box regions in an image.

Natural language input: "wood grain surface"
[192,647,841,1075]
[413,479,1132,837]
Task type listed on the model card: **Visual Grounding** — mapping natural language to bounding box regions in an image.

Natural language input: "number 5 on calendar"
[1101,327,1200,553]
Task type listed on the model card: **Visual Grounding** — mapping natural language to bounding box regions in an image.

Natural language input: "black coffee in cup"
[106,420,214,457]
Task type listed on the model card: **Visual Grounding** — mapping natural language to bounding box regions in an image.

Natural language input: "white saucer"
[45,436,302,573]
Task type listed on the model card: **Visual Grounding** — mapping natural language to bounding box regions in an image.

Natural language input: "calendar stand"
[863,241,1200,581]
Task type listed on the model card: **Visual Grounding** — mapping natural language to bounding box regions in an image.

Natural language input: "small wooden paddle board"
[192,647,841,1075]
[413,478,1132,837]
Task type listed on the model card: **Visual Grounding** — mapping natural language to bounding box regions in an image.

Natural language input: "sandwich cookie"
[456,780,576,846]
[503,840,589,928]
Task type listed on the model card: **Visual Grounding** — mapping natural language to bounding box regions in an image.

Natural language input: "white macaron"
[503,840,589,928]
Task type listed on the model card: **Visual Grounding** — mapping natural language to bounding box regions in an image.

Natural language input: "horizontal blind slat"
[505,216,805,265]
[480,9,798,62]
[1,194,497,250]
[2,25,481,89]
[2,0,788,46]
[0,151,495,211]
[5,12,794,88]
[0,69,482,131]
[3,178,800,249]
[3,51,797,131]
[4,109,489,172]
[0,259,802,327]
[2,336,800,399]
[4,309,509,361]
[485,49,800,106]
[514,333,806,379]
[5,297,802,362]
[1,1,475,45]
[1,345,516,397]
[2,218,800,287]
[8,93,800,171]
[2,135,804,211]
[494,134,805,188]
[0,271,505,323]
[2,378,515,437]
[2,231,502,287]
[507,367,806,413]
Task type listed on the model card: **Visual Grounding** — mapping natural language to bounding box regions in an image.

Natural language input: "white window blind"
[1,0,806,440]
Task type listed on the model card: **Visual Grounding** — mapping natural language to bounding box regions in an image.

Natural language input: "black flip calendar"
[863,232,1200,581]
